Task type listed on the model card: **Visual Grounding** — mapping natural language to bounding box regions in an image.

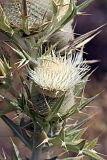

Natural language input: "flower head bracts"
[3,0,52,29]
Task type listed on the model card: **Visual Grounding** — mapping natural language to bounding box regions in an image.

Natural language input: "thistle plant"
[0,0,105,160]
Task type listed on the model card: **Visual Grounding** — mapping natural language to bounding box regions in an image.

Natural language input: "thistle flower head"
[29,52,90,99]
[3,0,52,29]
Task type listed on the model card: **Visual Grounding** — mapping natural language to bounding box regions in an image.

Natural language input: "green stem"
[31,122,43,160]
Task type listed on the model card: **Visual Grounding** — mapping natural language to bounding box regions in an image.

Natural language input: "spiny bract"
[29,51,90,113]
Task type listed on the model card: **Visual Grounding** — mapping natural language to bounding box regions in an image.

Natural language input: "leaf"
[65,140,86,152]
[66,128,85,137]
[75,31,101,49]
[1,148,7,160]
[5,43,31,68]
[70,24,106,49]
[1,115,32,149]
[77,0,94,13]
[66,128,87,142]
[51,0,58,16]
[74,81,86,96]
[0,95,17,116]
[85,138,98,150]
[78,93,100,111]
[0,5,13,34]
[82,149,104,160]
[61,106,78,120]
[59,24,106,54]
[6,43,30,60]
[16,59,29,69]
[62,88,98,119]
[73,128,86,141]
[71,117,91,131]
[49,134,85,153]
[50,4,77,35]
[11,139,23,160]
[36,1,77,46]
[59,156,84,160]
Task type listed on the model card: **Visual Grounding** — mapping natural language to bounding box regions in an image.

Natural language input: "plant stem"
[31,145,42,160]
[31,122,42,160]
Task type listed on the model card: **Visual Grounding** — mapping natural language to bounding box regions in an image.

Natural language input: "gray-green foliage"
[0,0,105,160]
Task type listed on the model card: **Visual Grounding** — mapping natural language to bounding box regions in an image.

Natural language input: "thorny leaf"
[11,139,23,160]
[1,115,32,149]
[82,149,105,160]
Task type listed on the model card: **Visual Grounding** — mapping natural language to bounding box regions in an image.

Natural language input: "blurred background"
[0,0,107,159]
[75,0,107,157]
